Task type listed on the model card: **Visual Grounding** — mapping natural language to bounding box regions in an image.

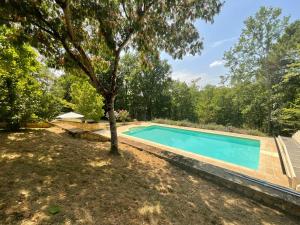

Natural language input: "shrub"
[117,110,130,122]
[152,118,267,137]
[106,111,119,120]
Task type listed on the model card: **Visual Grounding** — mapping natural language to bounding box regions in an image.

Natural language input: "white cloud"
[209,60,225,68]
[171,70,219,87]
[172,71,202,82]
[211,36,237,48]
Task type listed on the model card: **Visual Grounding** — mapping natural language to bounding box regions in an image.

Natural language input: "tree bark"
[265,55,273,135]
[106,95,119,154]
[147,104,152,121]
[267,89,273,135]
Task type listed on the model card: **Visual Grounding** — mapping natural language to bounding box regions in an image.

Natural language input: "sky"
[160,0,300,88]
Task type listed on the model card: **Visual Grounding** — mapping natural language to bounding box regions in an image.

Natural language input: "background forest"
[0,7,299,135]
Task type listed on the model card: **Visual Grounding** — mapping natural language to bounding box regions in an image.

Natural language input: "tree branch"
[111,1,154,94]
[116,1,154,53]
[59,0,108,94]
[121,1,130,20]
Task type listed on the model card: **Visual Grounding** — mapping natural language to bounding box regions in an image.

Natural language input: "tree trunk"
[267,90,273,135]
[106,95,119,154]
[147,104,152,121]
[265,41,273,135]
[265,60,273,135]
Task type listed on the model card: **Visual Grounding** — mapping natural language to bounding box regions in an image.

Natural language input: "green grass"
[47,205,61,215]
[152,119,267,137]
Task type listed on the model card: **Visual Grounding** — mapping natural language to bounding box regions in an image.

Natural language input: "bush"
[152,118,267,137]
[106,110,130,122]
[106,111,119,120]
[117,110,130,122]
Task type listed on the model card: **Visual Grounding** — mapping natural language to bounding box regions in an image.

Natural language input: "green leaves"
[224,6,289,84]
[116,53,172,120]
[274,45,300,134]
[0,25,43,129]
[70,80,105,121]
[0,25,64,128]
[1,0,223,152]
[223,7,299,134]
[169,80,198,122]
[196,85,243,127]
[0,0,222,92]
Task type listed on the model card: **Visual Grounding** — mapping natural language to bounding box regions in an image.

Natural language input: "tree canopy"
[224,6,289,84]
[70,80,105,121]
[115,6,299,136]
[223,7,292,134]
[1,4,298,141]
[0,0,222,153]
[0,25,42,130]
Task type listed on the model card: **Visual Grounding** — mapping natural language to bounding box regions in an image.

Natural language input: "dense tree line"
[115,54,199,122]
[115,7,299,135]
[1,6,299,137]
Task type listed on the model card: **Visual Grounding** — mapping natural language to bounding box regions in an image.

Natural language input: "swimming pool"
[123,125,260,170]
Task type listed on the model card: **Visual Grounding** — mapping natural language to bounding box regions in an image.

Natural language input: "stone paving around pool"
[53,121,289,188]
[116,122,290,188]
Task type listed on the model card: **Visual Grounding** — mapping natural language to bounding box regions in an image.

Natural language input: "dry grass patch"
[52,120,140,132]
[0,127,298,225]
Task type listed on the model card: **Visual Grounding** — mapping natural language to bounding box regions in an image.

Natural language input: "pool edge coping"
[118,123,278,175]
[118,123,288,187]
[120,124,261,171]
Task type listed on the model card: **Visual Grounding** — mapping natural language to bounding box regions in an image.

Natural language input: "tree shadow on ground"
[0,127,298,225]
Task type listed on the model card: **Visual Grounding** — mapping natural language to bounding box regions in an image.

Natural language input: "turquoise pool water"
[123,125,260,170]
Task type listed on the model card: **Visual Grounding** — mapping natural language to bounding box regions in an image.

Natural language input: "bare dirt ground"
[52,121,109,131]
[52,121,139,132]
[0,127,298,225]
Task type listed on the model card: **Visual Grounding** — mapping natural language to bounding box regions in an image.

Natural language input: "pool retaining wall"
[119,136,300,218]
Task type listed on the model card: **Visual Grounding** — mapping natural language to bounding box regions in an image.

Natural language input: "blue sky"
[161,0,300,87]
